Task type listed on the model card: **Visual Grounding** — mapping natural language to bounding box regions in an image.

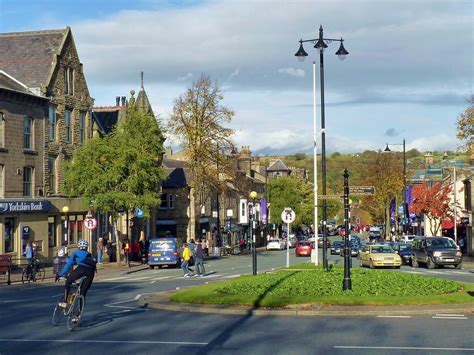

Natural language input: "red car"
[295,241,314,257]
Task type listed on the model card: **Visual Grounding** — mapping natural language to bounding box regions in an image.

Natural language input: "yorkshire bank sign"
[0,201,52,214]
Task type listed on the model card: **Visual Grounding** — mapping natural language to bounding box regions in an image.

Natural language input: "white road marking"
[376,315,411,318]
[103,298,147,311]
[335,345,474,351]
[0,293,62,304]
[100,276,130,282]
[436,314,465,317]
[0,338,208,346]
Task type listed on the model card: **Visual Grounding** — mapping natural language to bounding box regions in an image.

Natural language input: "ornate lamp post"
[249,191,258,275]
[61,205,69,245]
[295,25,349,269]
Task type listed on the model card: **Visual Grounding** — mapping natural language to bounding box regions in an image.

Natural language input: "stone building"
[0,28,94,262]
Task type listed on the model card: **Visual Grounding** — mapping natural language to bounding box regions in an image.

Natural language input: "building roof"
[162,158,191,188]
[0,28,68,90]
[92,108,125,135]
[267,159,290,172]
[135,71,154,116]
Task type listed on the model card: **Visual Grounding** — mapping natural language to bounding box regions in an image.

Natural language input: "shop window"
[69,215,76,244]
[4,218,15,253]
[48,216,57,247]
[77,215,84,241]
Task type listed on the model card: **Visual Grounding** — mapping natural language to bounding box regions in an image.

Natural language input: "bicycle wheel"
[35,267,45,282]
[52,297,65,326]
[67,295,84,331]
[21,268,31,284]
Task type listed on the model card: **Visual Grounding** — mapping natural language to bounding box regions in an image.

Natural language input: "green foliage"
[170,265,471,307]
[292,152,306,161]
[64,108,166,217]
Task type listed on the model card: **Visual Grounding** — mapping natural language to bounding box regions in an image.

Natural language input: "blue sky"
[1,0,472,155]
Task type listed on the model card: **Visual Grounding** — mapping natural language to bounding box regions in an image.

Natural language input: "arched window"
[23,116,33,149]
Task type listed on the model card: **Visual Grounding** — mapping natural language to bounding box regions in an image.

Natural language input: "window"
[0,111,4,147]
[23,166,33,197]
[77,215,84,241]
[23,117,33,149]
[49,106,56,141]
[4,218,15,253]
[64,67,74,95]
[69,215,76,244]
[159,193,175,209]
[65,110,71,143]
[79,112,85,144]
[48,156,56,194]
[48,216,57,247]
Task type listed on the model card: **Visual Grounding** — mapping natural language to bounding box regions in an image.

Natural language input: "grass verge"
[169,264,474,308]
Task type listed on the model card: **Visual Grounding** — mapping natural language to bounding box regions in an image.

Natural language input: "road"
[0,249,472,354]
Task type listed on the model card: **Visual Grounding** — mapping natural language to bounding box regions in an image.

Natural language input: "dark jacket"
[195,244,204,259]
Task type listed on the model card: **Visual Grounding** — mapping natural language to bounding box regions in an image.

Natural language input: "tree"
[410,180,455,236]
[456,95,473,155]
[167,74,236,215]
[64,106,166,262]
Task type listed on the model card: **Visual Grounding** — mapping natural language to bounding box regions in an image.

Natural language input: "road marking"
[376,315,411,318]
[0,338,208,346]
[432,316,468,320]
[0,293,62,304]
[100,276,130,282]
[436,314,465,317]
[335,345,474,351]
[104,298,147,311]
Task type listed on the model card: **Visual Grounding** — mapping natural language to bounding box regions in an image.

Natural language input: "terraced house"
[0,27,94,262]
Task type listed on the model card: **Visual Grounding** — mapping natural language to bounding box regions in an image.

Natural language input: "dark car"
[411,236,462,269]
[397,243,412,265]
[339,241,360,257]
[330,241,343,255]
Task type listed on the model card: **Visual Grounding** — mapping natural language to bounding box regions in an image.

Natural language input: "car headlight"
[456,251,462,257]
[433,251,441,257]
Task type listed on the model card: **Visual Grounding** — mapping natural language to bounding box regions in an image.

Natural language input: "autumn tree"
[410,180,455,236]
[456,95,473,155]
[168,74,236,212]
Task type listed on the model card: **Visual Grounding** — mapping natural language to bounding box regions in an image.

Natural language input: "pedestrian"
[123,238,130,266]
[189,239,196,259]
[24,242,33,264]
[139,233,149,264]
[201,238,207,258]
[239,236,245,253]
[106,237,114,262]
[205,239,210,256]
[96,237,104,264]
[181,243,192,277]
[458,237,465,254]
[195,239,206,276]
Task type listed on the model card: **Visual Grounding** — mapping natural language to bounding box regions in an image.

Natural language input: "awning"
[156,220,177,226]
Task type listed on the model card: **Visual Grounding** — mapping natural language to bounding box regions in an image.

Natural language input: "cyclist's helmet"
[78,240,89,250]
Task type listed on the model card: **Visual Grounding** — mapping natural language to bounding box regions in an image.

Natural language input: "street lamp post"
[384,139,407,235]
[295,25,349,270]
[249,191,258,275]
[61,205,69,246]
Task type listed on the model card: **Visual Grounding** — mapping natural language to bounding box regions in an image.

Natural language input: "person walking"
[96,237,104,264]
[195,239,206,276]
[189,239,196,259]
[239,236,245,254]
[139,233,149,264]
[181,243,192,277]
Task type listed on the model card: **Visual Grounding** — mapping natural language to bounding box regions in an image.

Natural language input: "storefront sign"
[0,201,51,214]
[22,226,30,239]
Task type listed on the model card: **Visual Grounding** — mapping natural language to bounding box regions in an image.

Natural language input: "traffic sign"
[281,208,296,224]
[348,186,376,195]
[84,217,98,230]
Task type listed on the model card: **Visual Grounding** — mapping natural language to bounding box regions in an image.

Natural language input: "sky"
[0,0,472,155]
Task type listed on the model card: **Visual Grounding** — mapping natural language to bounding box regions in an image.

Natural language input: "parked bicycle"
[21,258,45,284]
[52,276,87,331]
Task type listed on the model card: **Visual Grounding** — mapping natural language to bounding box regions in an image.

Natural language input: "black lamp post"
[249,191,258,275]
[295,25,349,270]
[384,139,407,234]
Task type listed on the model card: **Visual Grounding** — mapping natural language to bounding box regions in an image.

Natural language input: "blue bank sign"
[0,201,52,214]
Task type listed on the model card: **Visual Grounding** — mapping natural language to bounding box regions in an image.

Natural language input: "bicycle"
[52,276,87,331]
[21,258,45,284]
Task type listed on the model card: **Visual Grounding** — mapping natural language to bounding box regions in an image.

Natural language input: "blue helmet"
[78,240,89,250]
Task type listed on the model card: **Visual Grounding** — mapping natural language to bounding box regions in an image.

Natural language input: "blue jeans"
[97,251,102,263]
[181,260,190,275]
[195,257,205,275]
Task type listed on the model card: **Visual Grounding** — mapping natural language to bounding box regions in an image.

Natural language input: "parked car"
[148,237,182,269]
[330,240,343,255]
[339,242,360,257]
[295,241,314,257]
[397,243,413,265]
[266,239,287,251]
[359,243,401,269]
[411,236,462,269]
[317,236,331,248]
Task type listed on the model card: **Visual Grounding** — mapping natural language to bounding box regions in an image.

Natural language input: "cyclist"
[55,240,97,308]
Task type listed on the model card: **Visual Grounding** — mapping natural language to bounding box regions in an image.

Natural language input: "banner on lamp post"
[260,198,267,225]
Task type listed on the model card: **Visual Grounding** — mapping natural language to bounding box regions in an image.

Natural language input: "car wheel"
[149,265,155,269]
[455,263,462,270]
[369,260,375,269]
[426,257,435,269]
[411,257,418,268]
[158,265,163,269]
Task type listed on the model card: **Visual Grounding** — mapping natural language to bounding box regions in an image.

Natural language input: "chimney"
[116,96,120,106]
[121,96,127,106]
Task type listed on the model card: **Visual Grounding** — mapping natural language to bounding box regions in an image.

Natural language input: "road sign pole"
[287,222,290,268]
[343,169,352,291]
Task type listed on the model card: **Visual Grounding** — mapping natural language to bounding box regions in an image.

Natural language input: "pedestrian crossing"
[98,271,237,283]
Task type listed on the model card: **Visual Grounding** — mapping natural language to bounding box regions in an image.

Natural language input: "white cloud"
[277,67,305,78]
[409,134,455,153]
[177,73,193,81]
